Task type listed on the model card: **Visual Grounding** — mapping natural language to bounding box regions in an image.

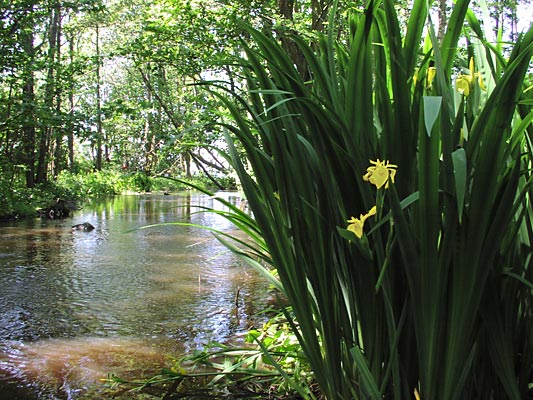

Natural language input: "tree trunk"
[67,32,75,171]
[143,65,154,174]
[35,129,50,184]
[510,0,518,42]
[437,0,447,42]
[183,152,191,179]
[311,0,328,32]
[22,81,37,188]
[36,3,61,183]
[2,80,15,169]
[95,24,103,171]
[276,0,309,80]
[143,111,153,173]
[53,3,63,177]
[20,11,37,188]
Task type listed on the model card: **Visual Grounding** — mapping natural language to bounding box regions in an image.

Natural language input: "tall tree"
[19,3,38,188]
[36,1,62,183]
[437,0,448,41]
[1,0,106,184]
[94,22,103,171]
[65,31,76,171]
[52,2,64,177]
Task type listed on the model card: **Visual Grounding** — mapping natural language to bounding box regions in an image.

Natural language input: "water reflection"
[0,192,268,398]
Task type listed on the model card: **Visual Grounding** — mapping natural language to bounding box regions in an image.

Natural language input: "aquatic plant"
[103,309,313,399]
[210,0,533,398]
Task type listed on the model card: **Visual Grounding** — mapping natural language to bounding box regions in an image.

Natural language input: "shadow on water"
[0,192,270,399]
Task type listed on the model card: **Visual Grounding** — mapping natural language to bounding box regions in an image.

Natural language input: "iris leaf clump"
[211,0,533,398]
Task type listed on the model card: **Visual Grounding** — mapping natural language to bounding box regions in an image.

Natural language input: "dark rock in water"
[71,222,95,232]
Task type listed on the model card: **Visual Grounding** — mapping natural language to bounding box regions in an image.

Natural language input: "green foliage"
[0,173,83,219]
[245,310,314,394]
[212,1,533,399]
[188,173,238,192]
[104,309,314,399]
[55,170,124,197]
[0,185,41,219]
[128,171,152,193]
[55,169,221,196]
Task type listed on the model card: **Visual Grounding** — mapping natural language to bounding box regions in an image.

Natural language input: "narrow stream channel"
[0,192,270,399]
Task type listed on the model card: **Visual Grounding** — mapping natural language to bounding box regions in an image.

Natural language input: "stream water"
[0,192,270,399]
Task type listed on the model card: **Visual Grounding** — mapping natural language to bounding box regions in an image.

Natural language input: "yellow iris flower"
[455,57,486,96]
[426,67,436,88]
[347,206,377,239]
[413,67,437,89]
[363,159,397,189]
[344,159,397,240]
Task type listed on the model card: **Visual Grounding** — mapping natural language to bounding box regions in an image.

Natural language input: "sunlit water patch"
[0,336,175,399]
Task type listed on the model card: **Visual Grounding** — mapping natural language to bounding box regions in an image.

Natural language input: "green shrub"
[0,186,39,218]
[56,170,122,197]
[127,171,152,193]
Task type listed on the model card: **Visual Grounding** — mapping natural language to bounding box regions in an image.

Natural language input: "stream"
[0,192,270,399]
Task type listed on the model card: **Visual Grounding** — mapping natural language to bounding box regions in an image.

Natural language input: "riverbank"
[0,169,236,221]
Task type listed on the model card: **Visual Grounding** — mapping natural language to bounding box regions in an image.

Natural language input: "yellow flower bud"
[477,72,486,91]
[426,67,436,88]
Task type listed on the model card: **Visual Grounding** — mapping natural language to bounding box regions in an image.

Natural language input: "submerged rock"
[72,222,95,232]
